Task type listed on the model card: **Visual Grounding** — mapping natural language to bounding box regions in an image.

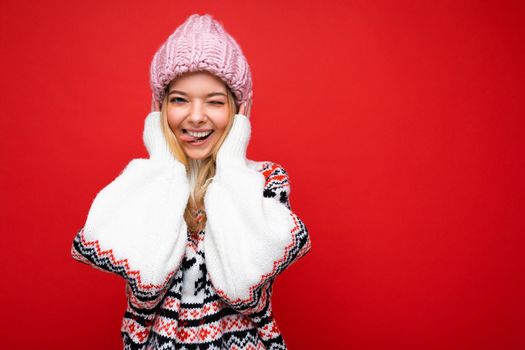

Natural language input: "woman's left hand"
[238,97,252,119]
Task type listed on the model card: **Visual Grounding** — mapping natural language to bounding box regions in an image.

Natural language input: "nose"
[188,102,207,124]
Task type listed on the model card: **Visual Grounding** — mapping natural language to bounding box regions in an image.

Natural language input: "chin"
[185,149,213,161]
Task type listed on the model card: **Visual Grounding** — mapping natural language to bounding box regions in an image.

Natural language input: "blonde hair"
[159,79,238,234]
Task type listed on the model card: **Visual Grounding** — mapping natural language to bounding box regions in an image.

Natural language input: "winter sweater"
[71,111,312,349]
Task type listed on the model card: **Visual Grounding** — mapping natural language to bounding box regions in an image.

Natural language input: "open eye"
[170,97,187,103]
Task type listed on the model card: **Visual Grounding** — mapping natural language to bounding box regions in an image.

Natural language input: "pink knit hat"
[150,14,253,107]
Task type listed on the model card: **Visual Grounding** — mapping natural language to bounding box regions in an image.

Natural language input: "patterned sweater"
[71,112,312,349]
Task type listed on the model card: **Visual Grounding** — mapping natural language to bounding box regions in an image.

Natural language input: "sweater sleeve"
[71,112,191,309]
[203,114,312,314]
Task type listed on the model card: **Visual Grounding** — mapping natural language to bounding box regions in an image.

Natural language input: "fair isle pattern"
[121,249,286,350]
[71,228,174,305]
[260,162,293,211]
[215,162,312,313]
[214,212,309,312]
[72,161,311,349]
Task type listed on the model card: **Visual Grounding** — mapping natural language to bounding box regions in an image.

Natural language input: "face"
[166,71,231,160]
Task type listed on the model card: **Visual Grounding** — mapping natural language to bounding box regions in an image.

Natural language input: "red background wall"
[1,0,524,349]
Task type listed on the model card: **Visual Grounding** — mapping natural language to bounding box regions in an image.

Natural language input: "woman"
[71,14,311,350]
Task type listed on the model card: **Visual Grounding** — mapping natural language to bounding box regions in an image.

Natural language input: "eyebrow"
[169,90,226,97]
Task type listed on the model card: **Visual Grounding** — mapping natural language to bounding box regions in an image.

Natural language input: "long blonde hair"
[159,80,238,234]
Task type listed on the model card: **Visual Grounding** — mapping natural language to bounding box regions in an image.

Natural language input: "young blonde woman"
[71,14,311,350]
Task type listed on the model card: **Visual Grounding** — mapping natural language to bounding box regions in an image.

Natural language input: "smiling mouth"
[181,129,214,144]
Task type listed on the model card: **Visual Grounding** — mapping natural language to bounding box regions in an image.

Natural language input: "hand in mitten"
[72,108,191,302]
[203,98,310,311]
[144,94,176,163]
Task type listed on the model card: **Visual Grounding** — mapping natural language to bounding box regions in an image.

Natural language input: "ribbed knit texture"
[150,14,253,106]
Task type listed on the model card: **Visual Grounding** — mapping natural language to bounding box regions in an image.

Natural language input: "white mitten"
[73,111,190,300]
[143,111,174,162]
[204,114,307,307]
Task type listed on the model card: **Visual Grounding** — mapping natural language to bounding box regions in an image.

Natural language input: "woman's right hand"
[145,96,175,162]
[151,94,161,112]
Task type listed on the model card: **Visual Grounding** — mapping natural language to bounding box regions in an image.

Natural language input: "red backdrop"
[1,0,524,349]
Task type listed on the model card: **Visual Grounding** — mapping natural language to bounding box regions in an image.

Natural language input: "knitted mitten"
[203,114,311,312]
[72,111,190,302]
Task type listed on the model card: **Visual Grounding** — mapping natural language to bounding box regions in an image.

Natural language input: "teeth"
[186,130,212,138]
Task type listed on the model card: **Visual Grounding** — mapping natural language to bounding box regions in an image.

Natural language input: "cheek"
[212,110,230,129]
[166,111,182,133]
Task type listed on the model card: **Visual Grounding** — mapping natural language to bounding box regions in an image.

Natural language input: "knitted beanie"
[150,14,253,107]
